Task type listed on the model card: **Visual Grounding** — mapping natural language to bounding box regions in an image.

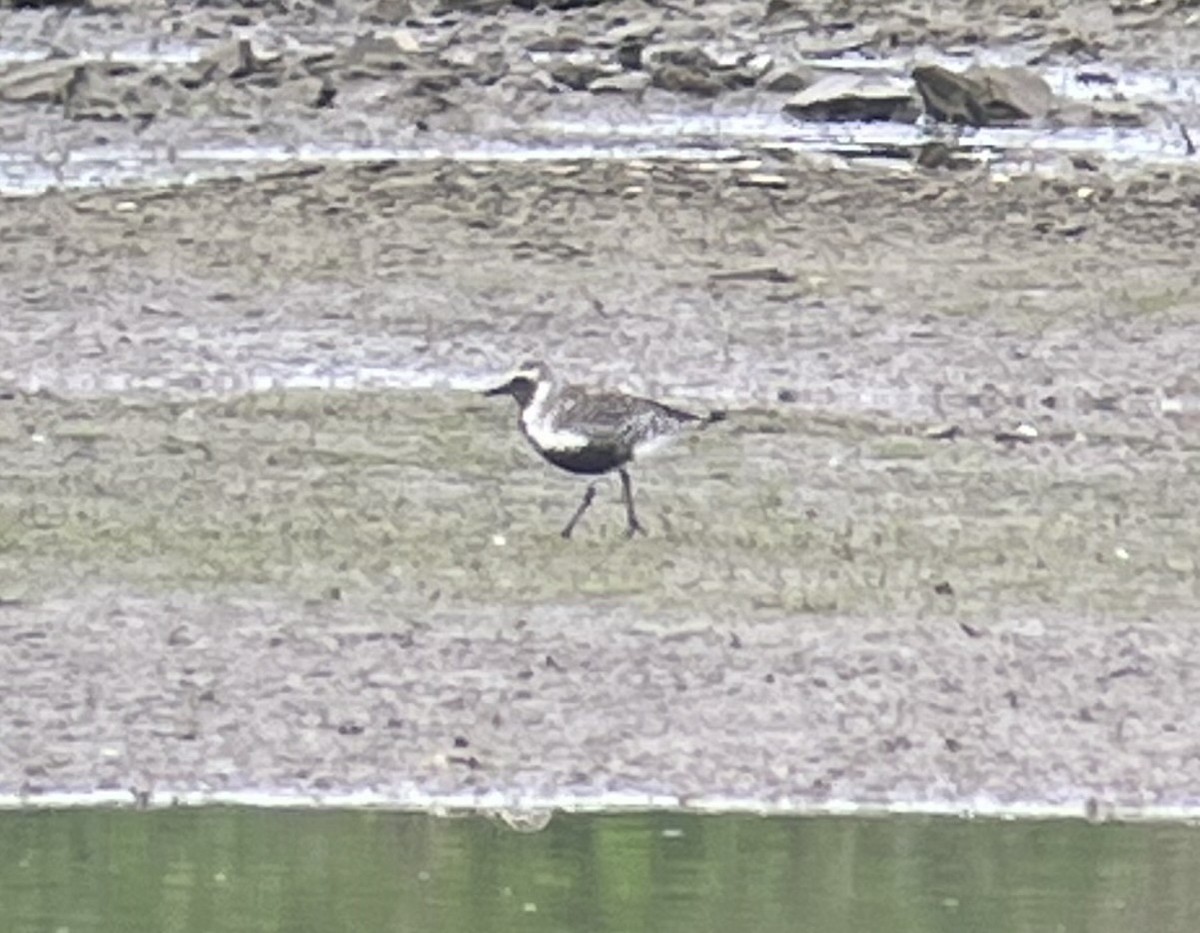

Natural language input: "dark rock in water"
[783,74,918,123]
[912,64,1054,126]
[915,62,1148,130]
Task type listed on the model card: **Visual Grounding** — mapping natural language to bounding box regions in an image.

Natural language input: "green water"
[1,808,1198,932]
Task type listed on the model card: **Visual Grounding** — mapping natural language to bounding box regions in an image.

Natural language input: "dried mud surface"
[2,1,1200,814]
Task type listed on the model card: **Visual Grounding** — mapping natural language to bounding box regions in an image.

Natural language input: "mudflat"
[1,0,1199,815]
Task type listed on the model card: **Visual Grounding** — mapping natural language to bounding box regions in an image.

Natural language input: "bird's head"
[482,360,551,408]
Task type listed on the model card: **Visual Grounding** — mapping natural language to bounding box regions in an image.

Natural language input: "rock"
[1049,97,1147,128]
[361,0,414,21]
[783,74,918,122]
[587,72,651,94]
[763,0,819,25]
[644,44,725,95]
[339,34,417,75]
[522,68,561,93]
[649,63,722,95]
[63,63,175,121]
[642,44,763,95]
[650,62,726,95]
[709,266,795,283]
[527,33,587,53]
[602,19,660,67]
[1086,99,1146,126]
[994,423,1039,444]
[274,75,329,109]
[604,19,661,47]
[736,173,789,189]
[760,65,815,93]
[924,424,962,440]
[432,0,508,13]
[440,46,508,84]
[410,68,463,96]
[518,0,607,8]
[739,53,775,82]
[912,64,1054,126]
[0,60,77,104]
[56,36,335,122]
[314,80,337,108]
[615,38,646,71]
[912,65,991,124]
[206,38,282,79]
[913,141,980,170]
[1077,68,1118,86]
[379,28,423,54]
[361,0,414,20]
[550,59,619,91]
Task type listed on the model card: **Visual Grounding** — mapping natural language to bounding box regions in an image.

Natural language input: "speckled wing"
[554,387,703,449]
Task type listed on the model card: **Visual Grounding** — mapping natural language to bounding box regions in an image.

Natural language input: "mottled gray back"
[551,387,700,449]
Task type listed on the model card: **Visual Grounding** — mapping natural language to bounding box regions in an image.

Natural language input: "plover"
[484,360,725,538]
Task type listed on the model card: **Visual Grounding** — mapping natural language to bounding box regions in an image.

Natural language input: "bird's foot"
[624,519,646,539]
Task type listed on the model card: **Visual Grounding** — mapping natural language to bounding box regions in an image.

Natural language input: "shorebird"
[484,360,725,538]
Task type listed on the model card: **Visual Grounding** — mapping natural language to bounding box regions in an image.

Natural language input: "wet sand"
[2,1,1200,817]
[4,589,1200,815]
[2,382,1199,814]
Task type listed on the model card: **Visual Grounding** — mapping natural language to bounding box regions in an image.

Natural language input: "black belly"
[538,443,627,475]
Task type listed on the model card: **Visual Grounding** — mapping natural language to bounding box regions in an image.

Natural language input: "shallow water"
[0,97,1191,199]
[2,808,1199,933]
[1,23,1197,199]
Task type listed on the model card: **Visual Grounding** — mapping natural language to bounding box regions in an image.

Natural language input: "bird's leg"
[561,483,598,539]
[619,467,645,538]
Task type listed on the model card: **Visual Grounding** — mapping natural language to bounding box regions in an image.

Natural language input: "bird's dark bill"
[483,380,513,397]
